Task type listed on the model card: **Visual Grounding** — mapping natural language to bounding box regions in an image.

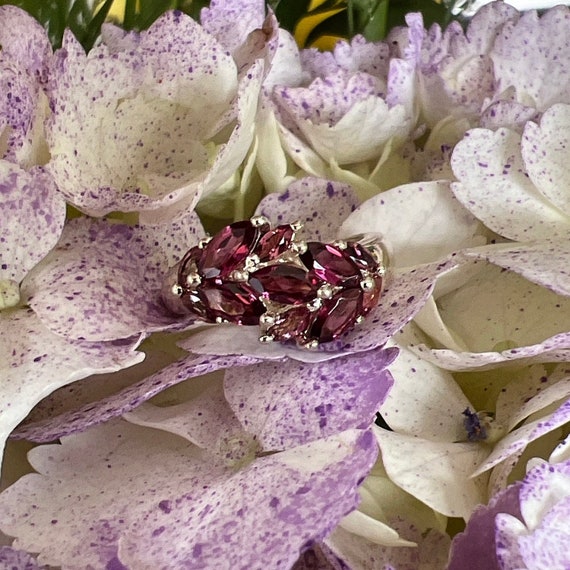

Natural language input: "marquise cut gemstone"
[362,275,383,313]
[198,221,258,279]
[309,288,363,343]
[198,280,265,325]
[249,265,315,305]
[344,243,379,271]
[266,306,313,342]
[254,225,294,262]
[300,242,361,287]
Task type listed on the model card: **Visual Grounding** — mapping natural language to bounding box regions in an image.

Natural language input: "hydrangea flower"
[44,9,267,223]
[0,347,395,568]
[452,104,570,241]
[256,28,417,199]
[448,451,570,569]
[0,5,51,168]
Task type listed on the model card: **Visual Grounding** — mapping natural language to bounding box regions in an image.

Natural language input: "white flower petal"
[375,428,489,518]
[0,309,142,467]
[451,127,570,240]
[340,180,485,268]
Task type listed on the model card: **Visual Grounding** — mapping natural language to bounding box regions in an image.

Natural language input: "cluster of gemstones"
[168,216,386,348]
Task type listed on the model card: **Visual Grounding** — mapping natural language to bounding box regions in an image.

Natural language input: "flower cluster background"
[1,0,570,568]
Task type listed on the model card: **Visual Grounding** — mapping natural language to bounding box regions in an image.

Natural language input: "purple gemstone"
[267,306,313,342]
[254,225,294,262]
[180,290,209,319]
[250,265,315,305]
[344,243,379,272]
[309,288,363,343]
[198,221,258,279]
[198,280,265,325]
[300,242,360,287]
[362,275,383,314]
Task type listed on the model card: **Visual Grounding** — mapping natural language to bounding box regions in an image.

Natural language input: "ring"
[161,216,387,349]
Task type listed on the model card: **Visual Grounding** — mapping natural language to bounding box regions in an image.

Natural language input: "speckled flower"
[0,347,394,568]
[376,332,570,518]
[0,5,51,168]
[452,104,570,241]
[448,450,570,570]
[257,31,417,199]
[0,148,143,467]
[44,8,268,222]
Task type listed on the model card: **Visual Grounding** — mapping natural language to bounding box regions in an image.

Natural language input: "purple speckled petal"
[12,352,259,443]
[22,214,202,341]
[255,177,359,242]
[0,164,65,284]
[337,258,459,353]
[521,104,570,214]
[451,128,570,241]
[491,6,570,111]
[291,544,344,570]
[118,428,377,569]
[200,0,265,55]
[124,375,245,456]
[0,308,143,464]
[141,59,264,224]
[494,460,570,570]
[340,180,485,268]
[495,363,570,432]
[375,427,489,518]
[0,421,376,569]
[480,100,540,133]
[224,346,396,449]
[0,6,51,79]
[0,546,46,569]
[0,7,51,166]
[464,240,570,297]
[447,482,522,570]
[46,11,245,218]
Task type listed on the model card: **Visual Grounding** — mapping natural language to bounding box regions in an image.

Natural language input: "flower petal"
[451,127,570,240]
[326,523,450,570]
[464,240,570,297]
[491,6,570,110]
[447,482,522,570]
[11,352,260,443]
[255,177,359,243]
[471,400,570,477]
[0,546,45,569]
[382,338,471,441]
[23,214,202,341]
[0,163,65,284]
[0,420,377,569]
[376,428,489,518]
[340,180,486,268]
[521,103,570,214]
[224,347,396,449]
[0,308,143,464]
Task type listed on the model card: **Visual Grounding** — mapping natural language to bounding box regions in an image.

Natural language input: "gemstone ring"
[161,216,387,349]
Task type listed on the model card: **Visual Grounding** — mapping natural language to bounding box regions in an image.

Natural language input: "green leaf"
[274,0,312,35]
